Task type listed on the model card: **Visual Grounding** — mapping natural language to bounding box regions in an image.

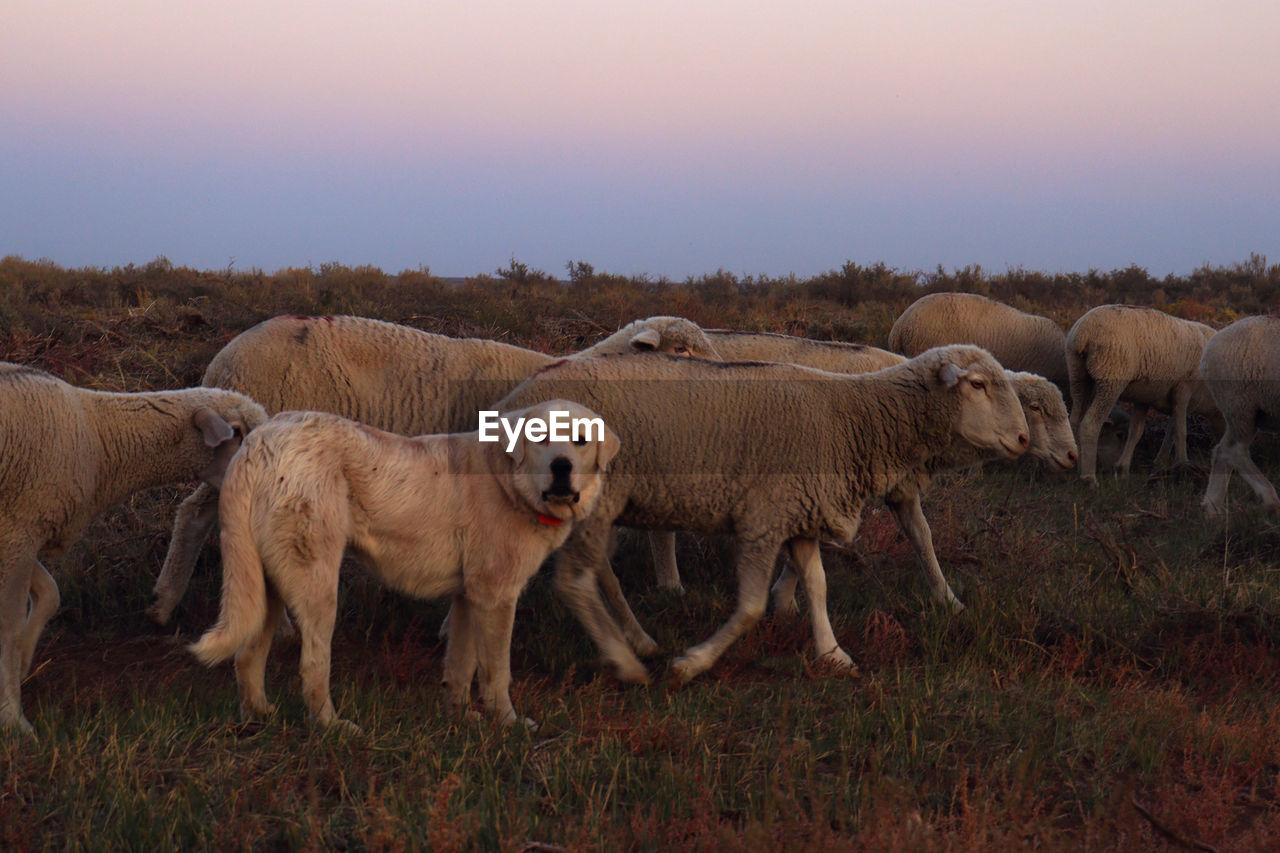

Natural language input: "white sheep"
[148,314,719,625]
[1066,305,1217,484]
[1200,315,1280,516]
[888,292,1070,390]
[0,362,266,736]
[493,345,1030,684]
[769,370,1076,616]
[648,333,1076,601]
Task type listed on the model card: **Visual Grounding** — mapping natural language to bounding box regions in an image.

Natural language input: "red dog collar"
[536,512,564,527]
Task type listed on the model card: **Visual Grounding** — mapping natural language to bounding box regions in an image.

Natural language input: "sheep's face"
[622,317,722,360]
[939,356,1029,460]
[193,395,268,489]
[500,399,620,523]
[1012,375,1077,471]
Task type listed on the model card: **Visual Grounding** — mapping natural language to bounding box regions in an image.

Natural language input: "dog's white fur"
[189,399,619,731]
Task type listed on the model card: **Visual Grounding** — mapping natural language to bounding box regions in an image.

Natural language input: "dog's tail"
[188,458,268,666]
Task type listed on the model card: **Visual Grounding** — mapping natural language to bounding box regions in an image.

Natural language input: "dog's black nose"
[550,456,573,483]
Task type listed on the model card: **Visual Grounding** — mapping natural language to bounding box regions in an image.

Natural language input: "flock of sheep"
[2,295,1277,736]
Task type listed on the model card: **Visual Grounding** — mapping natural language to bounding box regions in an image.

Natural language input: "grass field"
[3,256,1279,849]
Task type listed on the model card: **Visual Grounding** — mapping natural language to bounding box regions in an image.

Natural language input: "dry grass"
[3,255,1280,849]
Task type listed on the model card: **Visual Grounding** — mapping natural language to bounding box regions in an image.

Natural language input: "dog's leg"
[470,597,527,726]
[19,560,59,677]
[233,585,284,719]
[441,595,477,715]
[671,536,780,684]
[149,482,219,625]
[0,546,37,736]
[279,551,357,733]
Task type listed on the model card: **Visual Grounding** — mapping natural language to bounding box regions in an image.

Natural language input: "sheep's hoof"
[945,597,966,614]
[240,701,277,720]
[819,647,855,671]
[1,716,36,740]
[145,600,172,627]
[1081,474,1099,488]
[324,718,364,738]
[772,598,801,620]
[1202,500,1225,519]
[612,657,650,686]
[669,655,706,685]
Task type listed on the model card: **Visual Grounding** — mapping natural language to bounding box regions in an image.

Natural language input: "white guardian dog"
[190,399,619,731]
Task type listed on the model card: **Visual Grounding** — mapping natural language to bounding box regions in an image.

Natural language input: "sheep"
[492,345,1030,684]
[0,362,266,736]
[1066,305,1217,484]
[1199,315,1280,516]
[648,332,1076,601]
[148,314,719,626]
[769,369,1076,616]
[706,330,906,373]
[888,292,1070,390]
[646,332,905,591]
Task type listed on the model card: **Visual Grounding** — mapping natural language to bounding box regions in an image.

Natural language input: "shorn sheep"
[1066,305,1216,484]
[494,346,1029,684]
[888,292,1070,390]
[0,363,266,736]
[189,400,618,731]
[148,314,718,626]
[1200,315,1280,516]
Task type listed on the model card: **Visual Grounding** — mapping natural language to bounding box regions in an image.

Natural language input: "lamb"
[1066,305,1217,484]
[1199,315,1280,516]
[0,363,266,736]
[492,345,1030,684]
[888,292,1070,390]
[148,314,718,626]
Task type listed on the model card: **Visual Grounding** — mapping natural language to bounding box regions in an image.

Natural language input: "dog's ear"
[596,424,621,472]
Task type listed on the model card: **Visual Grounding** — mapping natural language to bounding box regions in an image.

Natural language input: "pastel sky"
[3,1,1278,278]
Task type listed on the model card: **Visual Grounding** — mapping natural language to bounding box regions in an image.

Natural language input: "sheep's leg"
[553,530,650,685]
[0,549,36,736]
[787,539,852,668]
[19,561,59,678]
[1068,364,1092,435]
[149,483,219,625]
[1113,406,1147,477]
[1158,384,1193,467]
[441,595,477,714]
[232,586,284,719]
[596,556,660,656]
[469,598,529,726]
[648,531,683,591]
[671,537,779,684]
[1077,380,1126,484]
[770,561,801,617]
[886,494,965,612]
[1203,411,1279,515]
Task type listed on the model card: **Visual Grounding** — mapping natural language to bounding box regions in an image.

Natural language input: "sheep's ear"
[630,328,661,351]
[596,425,621,472]
[193,407,236,448]
[937,362,966,388]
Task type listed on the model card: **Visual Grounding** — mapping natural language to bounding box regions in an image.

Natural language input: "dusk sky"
[4,1,1278,279]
